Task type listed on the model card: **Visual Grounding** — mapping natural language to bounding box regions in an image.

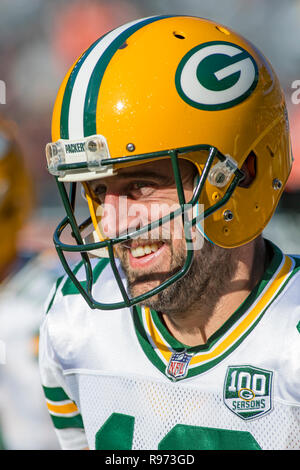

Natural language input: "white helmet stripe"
[66,16,175,140]
[67,18,151,139]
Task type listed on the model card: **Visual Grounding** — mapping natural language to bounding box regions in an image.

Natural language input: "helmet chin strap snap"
[208,155,238,188]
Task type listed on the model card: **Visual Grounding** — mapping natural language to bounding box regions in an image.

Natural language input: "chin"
[129,280,161,302]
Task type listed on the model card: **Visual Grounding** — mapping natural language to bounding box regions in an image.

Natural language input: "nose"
[100,193,147,239]
[100,193,120,239]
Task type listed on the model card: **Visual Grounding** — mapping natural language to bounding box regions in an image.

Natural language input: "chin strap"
[192,173,213,244]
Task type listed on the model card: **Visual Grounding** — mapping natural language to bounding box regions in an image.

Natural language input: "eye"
[92,184,107,200]
[132,182,150,189]
[130,181,156,198]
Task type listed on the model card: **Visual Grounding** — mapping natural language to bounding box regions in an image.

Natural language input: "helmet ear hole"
[239,152,256,188]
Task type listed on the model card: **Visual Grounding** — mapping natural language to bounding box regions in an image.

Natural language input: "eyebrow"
[88,170,175,192]
[114,171,173,184]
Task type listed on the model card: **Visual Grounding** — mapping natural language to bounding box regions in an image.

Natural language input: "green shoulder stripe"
[61,258,109,296]
[289,255,300,269]
[46,258,110,313]
[46,275,64,314]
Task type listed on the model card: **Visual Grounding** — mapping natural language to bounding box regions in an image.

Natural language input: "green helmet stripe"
[59,16,175,140]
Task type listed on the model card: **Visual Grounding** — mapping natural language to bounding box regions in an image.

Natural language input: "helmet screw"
[215,172,226,185]
[272,178,282,190]
[87,140,97,152]
[126,143,135,152]
[223,209,234,222]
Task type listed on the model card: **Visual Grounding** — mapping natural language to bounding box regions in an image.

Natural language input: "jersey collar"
[132,241,295,381]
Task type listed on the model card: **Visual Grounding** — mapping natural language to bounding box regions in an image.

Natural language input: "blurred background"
[0,0,299,253]
[0,0,299,450]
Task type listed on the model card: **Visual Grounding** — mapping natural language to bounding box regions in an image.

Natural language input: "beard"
[116,235,238,317]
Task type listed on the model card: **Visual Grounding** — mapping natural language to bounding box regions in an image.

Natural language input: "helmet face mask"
[47,15,292,310]
[53,143,244,310]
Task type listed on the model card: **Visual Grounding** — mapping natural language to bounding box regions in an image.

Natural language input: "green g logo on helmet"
[175,41,259,110]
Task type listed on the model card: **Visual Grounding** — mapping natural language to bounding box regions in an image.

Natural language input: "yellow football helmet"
[46,15,292,309]
[0,117,33,276]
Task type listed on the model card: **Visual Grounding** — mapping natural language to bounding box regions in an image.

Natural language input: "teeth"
[144,245,152,255]
[130,243,160,258]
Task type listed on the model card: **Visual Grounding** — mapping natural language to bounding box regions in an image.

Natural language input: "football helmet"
[46,15,292,309]
[0,117,33,275]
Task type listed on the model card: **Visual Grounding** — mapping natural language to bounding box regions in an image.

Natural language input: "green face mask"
[51,144,243,310]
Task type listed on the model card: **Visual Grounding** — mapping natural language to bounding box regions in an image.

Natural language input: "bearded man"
[39,15,300,450]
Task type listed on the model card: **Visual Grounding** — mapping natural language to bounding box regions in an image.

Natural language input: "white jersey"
[0,251,63,450]
[39,241,300,450]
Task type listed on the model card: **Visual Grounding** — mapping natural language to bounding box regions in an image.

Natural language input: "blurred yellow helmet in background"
[0,117,34,276]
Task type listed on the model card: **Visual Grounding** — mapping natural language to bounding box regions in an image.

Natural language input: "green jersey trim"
[50,414,84,430]
[46,258,110,313]
[61,258,109,296]
[43,386,84,430]
[132,242,298,380]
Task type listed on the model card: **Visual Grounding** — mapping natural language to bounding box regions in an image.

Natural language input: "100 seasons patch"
[224,365,273,420]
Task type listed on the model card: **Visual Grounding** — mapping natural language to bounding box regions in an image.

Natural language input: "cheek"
[184,185,195,203]
[171,237,186,258]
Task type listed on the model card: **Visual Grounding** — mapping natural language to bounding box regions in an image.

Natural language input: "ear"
[238,152,256,188]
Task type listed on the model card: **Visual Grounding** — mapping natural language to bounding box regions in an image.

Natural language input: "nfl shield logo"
[166,351,193,380]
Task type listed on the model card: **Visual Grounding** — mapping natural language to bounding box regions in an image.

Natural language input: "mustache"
[110,219,181,248]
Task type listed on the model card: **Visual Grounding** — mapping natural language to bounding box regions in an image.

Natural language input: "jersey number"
[95,412,261,450]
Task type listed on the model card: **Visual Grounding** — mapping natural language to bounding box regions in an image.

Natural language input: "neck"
[161,237,267,347]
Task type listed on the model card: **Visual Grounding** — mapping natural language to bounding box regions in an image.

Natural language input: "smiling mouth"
[130,242,164,258]
[118,239,166,261]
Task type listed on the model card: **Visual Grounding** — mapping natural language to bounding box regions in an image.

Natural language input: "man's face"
[87,157,234,314]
